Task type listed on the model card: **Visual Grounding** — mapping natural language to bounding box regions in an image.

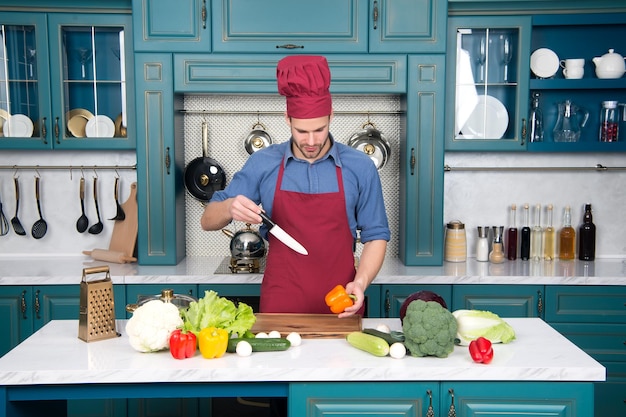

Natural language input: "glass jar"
[599,100,619,142]
[444,220,466,262]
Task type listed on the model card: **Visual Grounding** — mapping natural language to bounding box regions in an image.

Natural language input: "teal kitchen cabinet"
[0,11,135,150]
[452,284,544,318]
[368,0,447,53]
[444,16,531,151]
[545,285,626,417]
[211,0,368,53]
[400,55,446,266]
[381,284,452,318]
[134,53,186,265]
[132,0,210,52]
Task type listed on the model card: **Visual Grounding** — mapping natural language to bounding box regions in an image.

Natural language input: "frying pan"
[184,121,226,202]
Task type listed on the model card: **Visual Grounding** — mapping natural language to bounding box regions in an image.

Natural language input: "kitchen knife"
[259,212,308,255]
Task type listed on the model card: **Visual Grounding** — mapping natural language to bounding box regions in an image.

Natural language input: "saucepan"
[126,289,198,313]
[184,121,227,202]
[347,122,391,170]
[244,122,273,155]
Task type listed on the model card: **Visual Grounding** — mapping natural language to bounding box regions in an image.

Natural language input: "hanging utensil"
[244,122,273,154]
[0,189,9,236]
[108,176,125,221]
[88,176,104,234]
[11,177,26,236]
[31,176,48,239]
[183,121,226,202]
[76,177,89,233]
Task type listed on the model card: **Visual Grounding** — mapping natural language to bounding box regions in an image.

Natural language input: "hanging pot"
[184,121,227,202]
[347,122,391,170]
[244,122,273,155]
[222,223,266,260]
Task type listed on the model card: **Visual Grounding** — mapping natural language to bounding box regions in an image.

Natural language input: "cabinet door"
[47,13,135,150]
[445,16,531,151]
[132,0,210,52]
[544,285,626,323]
[0,287,34,356]
[452,285,544,317]
[442,382,594,416]
[400,55,445,265]
[32,285,81,331]
[134,53,186,265]
[211,0,367,53]
[369,0,447,53]
[381,284,452,318]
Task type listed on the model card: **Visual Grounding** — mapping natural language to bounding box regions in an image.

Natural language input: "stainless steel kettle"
[222,223,266,260]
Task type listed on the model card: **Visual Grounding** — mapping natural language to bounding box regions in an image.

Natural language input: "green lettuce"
[181,290,256,337]
[452,309,516,346]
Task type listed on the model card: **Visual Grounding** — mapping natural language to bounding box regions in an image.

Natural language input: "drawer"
[551,323,626,365]
[545,286,626,323]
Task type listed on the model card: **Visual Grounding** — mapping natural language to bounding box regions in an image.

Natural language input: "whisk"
[0,191,9,236]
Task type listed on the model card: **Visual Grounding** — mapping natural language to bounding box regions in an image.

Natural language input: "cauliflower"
[401,299,458,358]
[125,300,183,352]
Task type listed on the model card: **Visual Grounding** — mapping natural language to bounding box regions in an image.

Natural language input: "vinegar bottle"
[506,204,518,260]
[559,206,576,260]
[530,204,542,261]
[543,204,556,261]
[578,203,596,261]
[520,204,531,260]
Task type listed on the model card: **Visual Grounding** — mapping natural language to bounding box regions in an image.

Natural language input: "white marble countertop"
[0,255,625,286]
[0,318,605,385]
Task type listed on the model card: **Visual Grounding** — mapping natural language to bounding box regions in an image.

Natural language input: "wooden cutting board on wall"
[251,313,362,339]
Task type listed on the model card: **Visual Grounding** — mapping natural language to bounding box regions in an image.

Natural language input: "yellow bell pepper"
[198,327,229,359]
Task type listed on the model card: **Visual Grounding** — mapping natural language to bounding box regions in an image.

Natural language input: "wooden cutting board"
[250,313,362,339]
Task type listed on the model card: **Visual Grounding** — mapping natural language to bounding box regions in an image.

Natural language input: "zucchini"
[362,328,405,345]
[226,337,291,353]
[346,331,390,357]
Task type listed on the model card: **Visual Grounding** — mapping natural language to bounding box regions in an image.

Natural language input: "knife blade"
[259,212,308,255]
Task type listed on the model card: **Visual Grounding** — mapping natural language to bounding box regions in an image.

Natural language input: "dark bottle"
[506,204,518,260]
[520,203,531,260]
[578,203,596,261]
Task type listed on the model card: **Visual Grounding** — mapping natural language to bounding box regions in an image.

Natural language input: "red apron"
[260,159,359,314]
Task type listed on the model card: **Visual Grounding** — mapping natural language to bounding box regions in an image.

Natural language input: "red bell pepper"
[469,337,493,364]
[169,329,197,359]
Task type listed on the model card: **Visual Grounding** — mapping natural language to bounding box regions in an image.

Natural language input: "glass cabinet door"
[445,16,531,151]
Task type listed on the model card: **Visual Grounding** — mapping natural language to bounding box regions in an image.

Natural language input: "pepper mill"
[489,226,505,264]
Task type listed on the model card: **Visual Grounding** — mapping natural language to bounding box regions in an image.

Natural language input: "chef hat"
[277,55,332,119]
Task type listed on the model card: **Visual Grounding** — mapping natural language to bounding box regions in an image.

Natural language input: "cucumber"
[346,331,390,357]
[226,337,291,353]
[362,328,405,345]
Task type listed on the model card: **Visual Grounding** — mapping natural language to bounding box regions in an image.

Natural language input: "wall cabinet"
[0,12,135,150]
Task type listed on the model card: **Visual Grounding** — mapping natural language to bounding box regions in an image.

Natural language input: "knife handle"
[259,211,276,228]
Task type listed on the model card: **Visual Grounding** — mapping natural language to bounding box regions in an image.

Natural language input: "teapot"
[592,49,626,79]
[553,100,589,142]
[222,223,266,260]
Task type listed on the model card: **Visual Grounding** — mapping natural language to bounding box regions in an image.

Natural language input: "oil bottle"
[578,204,596,261]
[543,204,556,261]
[530,204,543,261]
[559,206,576,260]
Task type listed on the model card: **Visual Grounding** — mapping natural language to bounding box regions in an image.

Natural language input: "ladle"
[11,177,26,236]
[31,176,48,239]
[76,177,89,233]
[88,176,103,235]
[108,177,125,221]
[0,191,9,236]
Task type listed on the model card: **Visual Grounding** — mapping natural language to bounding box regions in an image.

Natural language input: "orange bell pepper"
[198,327,229,359]
[325,284,357,314]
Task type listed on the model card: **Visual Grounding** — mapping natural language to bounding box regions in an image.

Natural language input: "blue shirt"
[210,136,390,243]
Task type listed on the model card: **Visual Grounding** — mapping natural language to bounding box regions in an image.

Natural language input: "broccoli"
[401,299,458,358]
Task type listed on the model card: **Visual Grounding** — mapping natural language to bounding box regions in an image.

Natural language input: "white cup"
[560,58,585,79]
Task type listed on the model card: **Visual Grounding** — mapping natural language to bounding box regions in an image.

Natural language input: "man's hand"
[228,195,263,224]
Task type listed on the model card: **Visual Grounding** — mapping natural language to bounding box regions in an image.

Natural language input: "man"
[201,55,390,317]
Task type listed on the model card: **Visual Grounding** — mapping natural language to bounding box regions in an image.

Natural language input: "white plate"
[530,48,560,78]
[85,115,115,138]
[460,95,509,139]
[5,114,34,137]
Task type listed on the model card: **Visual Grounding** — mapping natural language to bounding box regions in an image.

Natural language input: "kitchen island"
[0,318,605,417]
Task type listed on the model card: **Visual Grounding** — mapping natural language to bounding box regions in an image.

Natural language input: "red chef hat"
[277,55,332,119]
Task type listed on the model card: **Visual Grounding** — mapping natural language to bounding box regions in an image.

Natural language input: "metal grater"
[78,266,119,342]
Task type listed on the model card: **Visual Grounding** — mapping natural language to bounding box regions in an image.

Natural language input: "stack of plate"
[66,109,115,138]
[0,110,34,137]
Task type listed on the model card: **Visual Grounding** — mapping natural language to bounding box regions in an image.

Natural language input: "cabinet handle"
[426,389,435,417]
[373,1,379,30]
[165,147,171,175]
[521,118,527,146]
[34,289,41,319]
[537,290,543,316]
[384,289,390,318]
[20,290,27,319]
[201,0,207,29]
[447,388,457,417]
[276,44,304,50]
[41,117,48,145]
[410,148,416,175]
[54,117,60,144]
